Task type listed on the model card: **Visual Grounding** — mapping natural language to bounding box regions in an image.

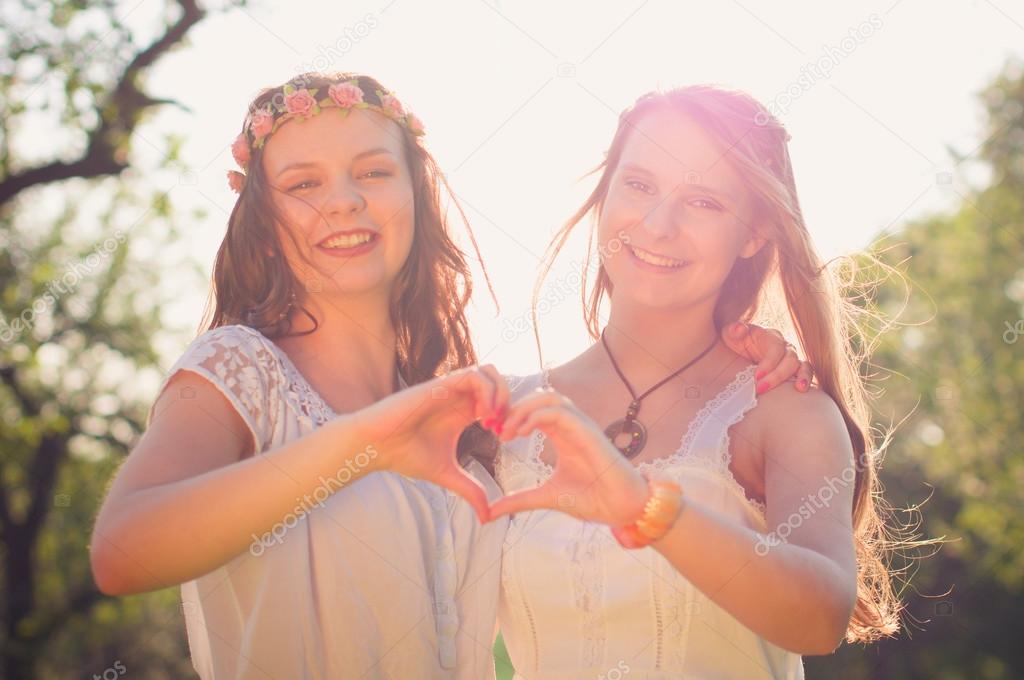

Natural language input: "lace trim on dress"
[635,364,758,474]
[233,326,336,428]
[151,325,282,453]
[524,363,767,519]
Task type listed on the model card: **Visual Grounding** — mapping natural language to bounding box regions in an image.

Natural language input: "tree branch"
[0,0,205,209]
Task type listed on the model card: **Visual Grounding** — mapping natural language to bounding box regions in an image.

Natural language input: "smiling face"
[260,107,415,300]
[597,105,767,312]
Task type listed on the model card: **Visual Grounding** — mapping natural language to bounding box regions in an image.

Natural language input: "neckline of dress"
[534,361,759,473]
[236,325,340,419]
[237,324,411,421]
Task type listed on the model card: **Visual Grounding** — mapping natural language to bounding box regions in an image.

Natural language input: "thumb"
[440,468,492,524]
[488,487,554,520]
[721,322,750,356]
[727,322,748,338]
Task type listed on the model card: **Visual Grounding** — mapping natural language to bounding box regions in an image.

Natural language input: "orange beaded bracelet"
[611,475,685,549]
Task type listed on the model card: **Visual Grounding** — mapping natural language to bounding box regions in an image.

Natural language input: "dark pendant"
[604,417,647,459]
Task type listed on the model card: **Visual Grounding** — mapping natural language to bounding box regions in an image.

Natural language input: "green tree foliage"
[0,1,237,677]
[806,59,1024,679]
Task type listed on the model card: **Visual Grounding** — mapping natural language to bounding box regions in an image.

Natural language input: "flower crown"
[227,79,425,193]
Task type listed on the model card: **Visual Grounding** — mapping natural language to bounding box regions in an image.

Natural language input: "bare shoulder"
[754,377,839,412]
[748,379,857,506]
[752,381,848,440]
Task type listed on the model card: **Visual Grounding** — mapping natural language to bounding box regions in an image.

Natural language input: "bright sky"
[117,0,1021,375]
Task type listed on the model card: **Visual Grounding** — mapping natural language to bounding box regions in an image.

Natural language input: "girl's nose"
[639,198,679,239]
[327,180,366,215]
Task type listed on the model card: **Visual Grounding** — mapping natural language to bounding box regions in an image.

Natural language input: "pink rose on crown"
[406,112,425,136]
[328,82,364,108]
[381,93,405,118]
[231,133,250,169]
[249,109,273,141]
[227,170,246,193]
[285,88,317,118]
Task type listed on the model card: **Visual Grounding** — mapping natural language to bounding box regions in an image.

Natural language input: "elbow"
[90,522,140,597]
[804,626,847,656]
[803,588,856,656]
[90,541,127,596]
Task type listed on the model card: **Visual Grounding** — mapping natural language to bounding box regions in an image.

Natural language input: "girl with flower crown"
[88,73,804,679]
[487,86,903,679]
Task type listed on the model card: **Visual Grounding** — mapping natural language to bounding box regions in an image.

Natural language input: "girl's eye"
[626,179,654,194]
[691,198,722,211]
[360,169,392,179]
[288,180,318,191]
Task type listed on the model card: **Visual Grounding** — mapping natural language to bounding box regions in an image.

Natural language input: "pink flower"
[406,112,425,136]
[249,109,273,140]
[381,94,405,117]
[328,82,364,108]
[231,133,250,169]
[227,170,246,193]
[285,88,317,118]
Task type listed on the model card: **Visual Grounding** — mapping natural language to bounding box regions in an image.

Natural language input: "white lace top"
[148,324,508,679]
[494,364,805,680]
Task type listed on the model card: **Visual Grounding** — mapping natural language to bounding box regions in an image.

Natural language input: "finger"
[470,367,498,423]
[721,321,752,358]
[447,367,495,423]
[477,364,509,423]
[500,391,567,440]
[734,322,772,367]
[510,405,570,442]
[795,360,814,392]
[439,466,493,524]
[488,486,556,520]
[757,349,801,395]
[750,328,787,383]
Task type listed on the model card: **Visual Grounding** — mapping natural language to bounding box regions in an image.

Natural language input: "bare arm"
[491,384,858,656]
[648,387,858,654]
[90,365,507,596]
[89,371,378,595]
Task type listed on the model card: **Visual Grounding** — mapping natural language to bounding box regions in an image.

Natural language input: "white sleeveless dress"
[494,364,805,679]
[148,324,508,679]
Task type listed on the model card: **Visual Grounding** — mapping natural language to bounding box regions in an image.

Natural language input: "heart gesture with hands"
[358,322,807,529]
[490,388,652,528]
[355,364,509,524]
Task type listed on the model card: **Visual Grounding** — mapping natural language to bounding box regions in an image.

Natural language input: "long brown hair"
[533,84,921,643]
[199,72,493,382]
[198,72,495,457]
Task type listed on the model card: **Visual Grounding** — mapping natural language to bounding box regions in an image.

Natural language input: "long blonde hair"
[533,84,913,643]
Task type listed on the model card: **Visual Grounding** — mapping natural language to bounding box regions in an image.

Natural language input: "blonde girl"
[490,86,899,679]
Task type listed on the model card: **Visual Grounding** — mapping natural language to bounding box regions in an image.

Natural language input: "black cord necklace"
[600,330,719,459]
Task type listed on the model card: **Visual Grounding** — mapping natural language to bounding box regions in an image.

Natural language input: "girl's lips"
[626,245,689,274]
[315,233,380,258]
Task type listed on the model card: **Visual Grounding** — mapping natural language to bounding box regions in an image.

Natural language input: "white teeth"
[321,233,374,249]
[630,246,686,268]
